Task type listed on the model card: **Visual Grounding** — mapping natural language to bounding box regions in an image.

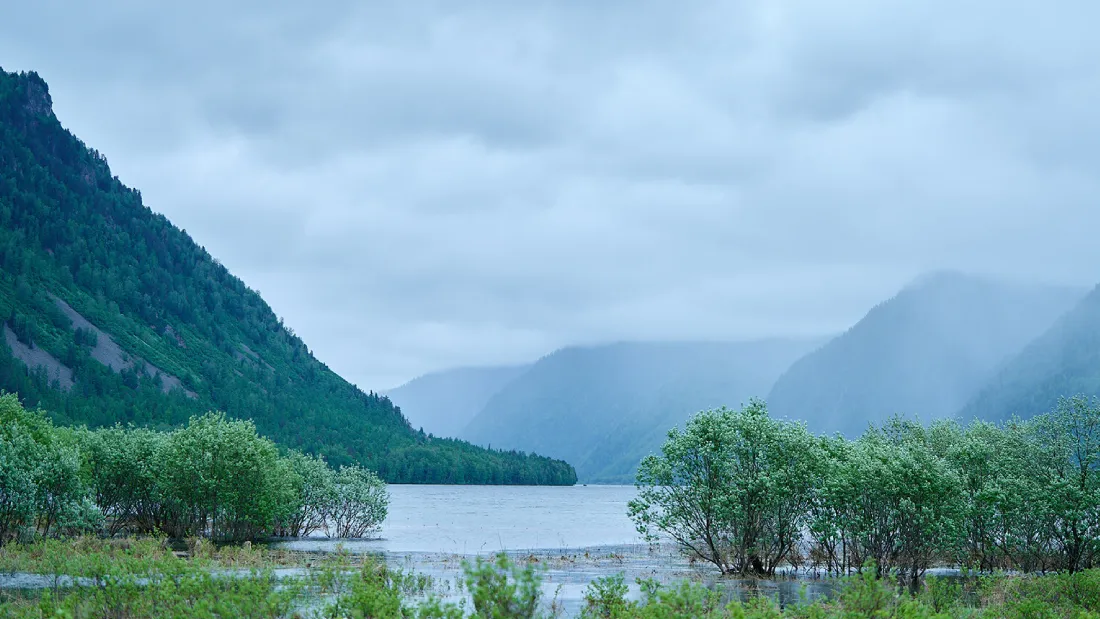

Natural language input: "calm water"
[279,484,643,554]
[0,485,838,616]
[274,484,839,615]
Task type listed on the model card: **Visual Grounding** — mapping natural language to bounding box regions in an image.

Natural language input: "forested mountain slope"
[766,271,1083,436]
[0,67,575,485]
[960,283,1100,423]
[385,364,530,438]
[460,339,823,483]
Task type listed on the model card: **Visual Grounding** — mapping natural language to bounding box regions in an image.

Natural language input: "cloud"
[2,0,1099,388]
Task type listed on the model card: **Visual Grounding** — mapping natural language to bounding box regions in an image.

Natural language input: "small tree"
[0,425,39,544]
[276,450,336,538]
[328,465,389,539]
[161,411,295,541]
[629,399,821,575]
[0,393,92,543]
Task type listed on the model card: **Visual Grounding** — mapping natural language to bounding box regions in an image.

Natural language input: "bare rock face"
[52,296,196,399]
[3,323,73,390]
[20,72,53,119]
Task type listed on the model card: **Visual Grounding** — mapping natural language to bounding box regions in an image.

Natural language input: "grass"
[1,538,1100,618]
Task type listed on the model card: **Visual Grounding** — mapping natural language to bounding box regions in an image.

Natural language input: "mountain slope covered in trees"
[0,67,575,485]
[960,283,1100,423]
[766,271,1083,436]
[385,364,530,438]
[460,339,823,483]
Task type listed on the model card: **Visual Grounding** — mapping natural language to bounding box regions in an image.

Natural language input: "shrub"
[328,464,389,539]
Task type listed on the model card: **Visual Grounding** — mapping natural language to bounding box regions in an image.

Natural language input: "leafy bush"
[633,396,1100,580]
[0,393,93,543]
[276,449,336,538]
[629,399,821,576]
[462,553,543,619]
[0,392,390,545]
[328,464,389,539]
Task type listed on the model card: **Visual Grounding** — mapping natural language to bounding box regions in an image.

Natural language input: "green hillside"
[460,339,822,483]
[961,283,1100,423]
[767,271,1083,436]
[0,67,575,485]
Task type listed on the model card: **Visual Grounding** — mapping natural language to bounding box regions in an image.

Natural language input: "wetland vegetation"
[4,393,1100,616]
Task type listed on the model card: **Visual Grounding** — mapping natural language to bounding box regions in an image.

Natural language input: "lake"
[274,484,839,615]
[279,484,644,554]
[0,484,840,616]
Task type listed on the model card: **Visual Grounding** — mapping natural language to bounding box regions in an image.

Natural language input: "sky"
[1,1,1098,389]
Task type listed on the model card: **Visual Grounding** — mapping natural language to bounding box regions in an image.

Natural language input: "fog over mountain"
[767,272,1085,436]
[386,365,530,438]
[460,339,824,482]
[2,2,1099,389]
[961,284,1100,423]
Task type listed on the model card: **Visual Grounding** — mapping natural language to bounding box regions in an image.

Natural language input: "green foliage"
[0,392,93,543]
[629,399,821,575]
[4,539,1100,618]
[74,425,167,536]
[0,420,38,543]
[462,553,543,619]
[277,449,337,538]
[0,67,576,486]
[634,396,1100,582]
[0,540,302,619]
[328,465,389,539]
[580,574,631,619]
[160,411,297,542]
[0,392,389,545]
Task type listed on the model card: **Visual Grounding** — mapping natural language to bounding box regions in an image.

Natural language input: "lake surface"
[273,484,840,615]
[279,484,644,554]
[0,485,840,616]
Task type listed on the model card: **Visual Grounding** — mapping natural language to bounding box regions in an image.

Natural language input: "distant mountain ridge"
[386,364,531,438]
[960,283,1100,423]
[767,271,1085,436]
[460,338,826,483]
[0,67,576,485]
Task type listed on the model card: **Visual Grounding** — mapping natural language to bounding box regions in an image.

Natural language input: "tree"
[0,423,38,544]
[328,465,389,539]
[629,400,821,575]
[1036,396,1100,571]
[0,392,95,543]
[276,449,336,538]
[75,425,167,535]
[160,411,295,541]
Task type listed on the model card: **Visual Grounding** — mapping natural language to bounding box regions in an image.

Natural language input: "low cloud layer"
[3,1,1098,388]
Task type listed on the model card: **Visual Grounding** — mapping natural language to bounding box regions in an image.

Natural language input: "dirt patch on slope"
[51,297,196,399]
[3,324,74,390]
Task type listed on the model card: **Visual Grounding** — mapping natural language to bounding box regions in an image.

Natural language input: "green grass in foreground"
[2,538,1100,618]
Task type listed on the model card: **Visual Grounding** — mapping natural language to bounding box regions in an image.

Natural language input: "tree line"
[630,396,1100,587]
[0,392,388,544]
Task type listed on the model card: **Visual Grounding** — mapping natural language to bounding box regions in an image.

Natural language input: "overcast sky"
[2,1,1098,389]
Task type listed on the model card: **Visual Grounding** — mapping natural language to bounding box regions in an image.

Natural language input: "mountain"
[0,67,576,485]
[460,339,824,483]
[960,283,1100,423]
[386,364,531,438]
[766,271,1084,436]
